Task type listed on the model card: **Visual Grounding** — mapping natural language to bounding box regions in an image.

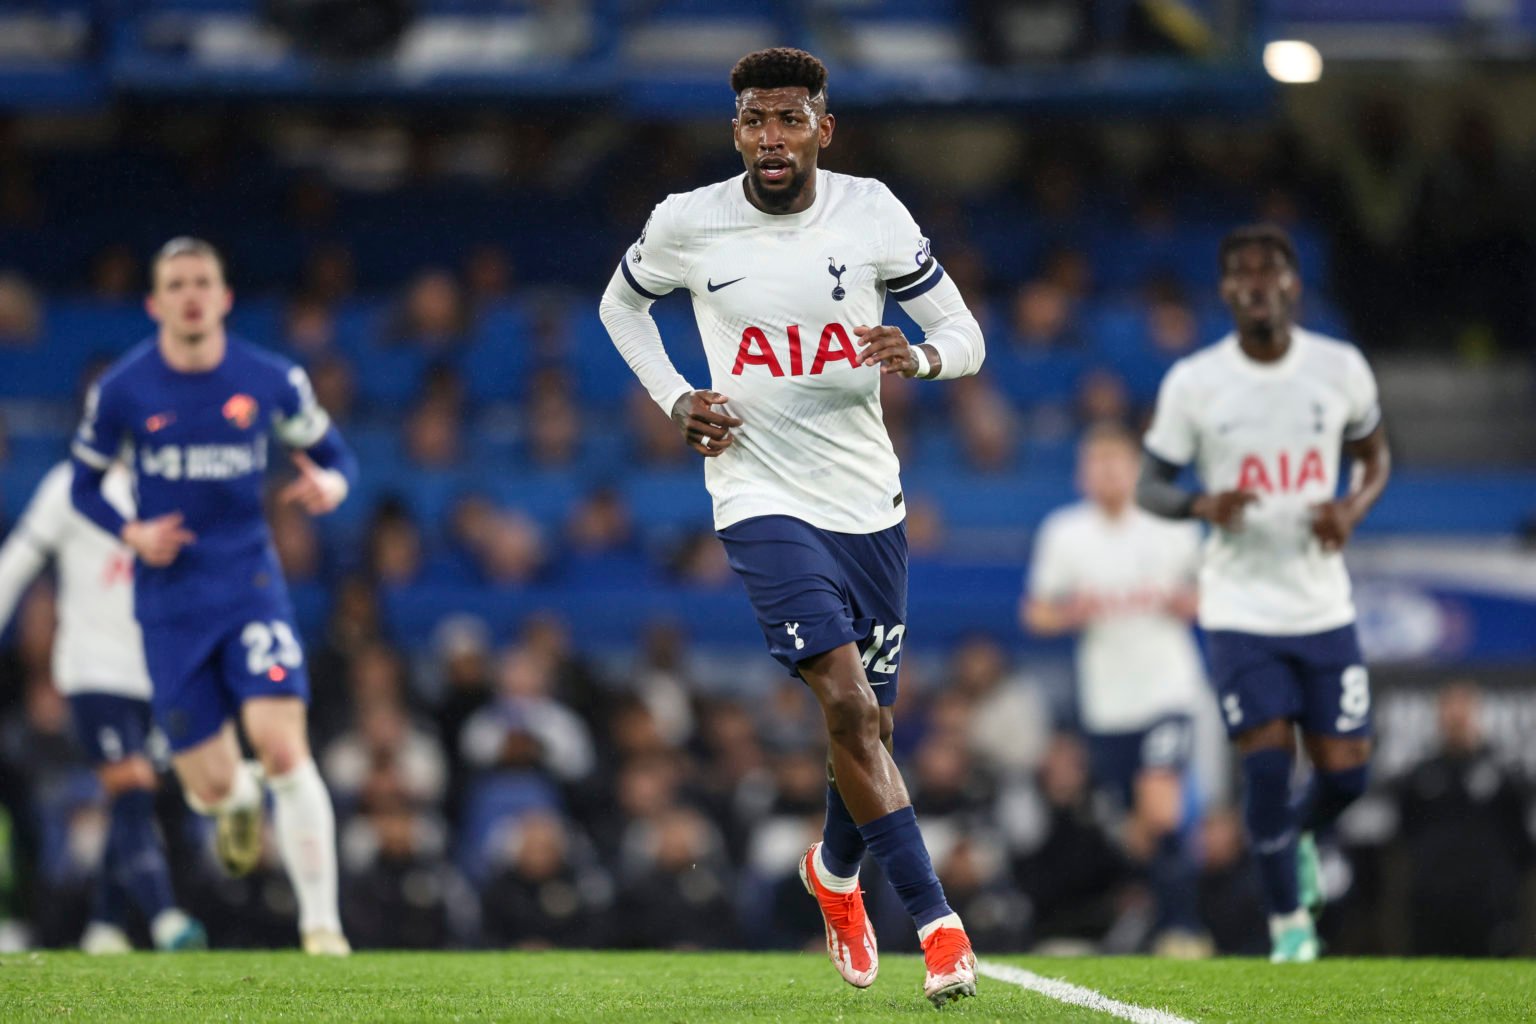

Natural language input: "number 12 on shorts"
[859,623,906,675]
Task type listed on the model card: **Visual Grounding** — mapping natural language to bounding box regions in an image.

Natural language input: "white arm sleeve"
[0,464,70,629]
[1143,362,1199,466]
[1026,514,1074,601]
[1343,346,1383,441]
[599,265,695,416]
[871,182,985,380]
[897,271,986,380]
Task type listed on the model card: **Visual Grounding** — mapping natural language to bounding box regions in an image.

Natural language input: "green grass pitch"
[2,951,1532,1023]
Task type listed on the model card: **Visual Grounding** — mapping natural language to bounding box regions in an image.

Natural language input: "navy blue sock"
[857,806,951,930]
[1150,829,1202,933]
[106,789,176,923]
[820,783,866,878]
[91,868,130,929]
[1291,765,1370,834]
[1242,749,1300,916]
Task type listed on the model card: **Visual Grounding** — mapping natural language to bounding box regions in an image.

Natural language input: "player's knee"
[1137,795,1182,838]
[1235,718,1294,756]
[255,739,306,778]
[1319,763,1370,805]
[97,757,157,796]
[185,773,235,813]
[821,684,880,746]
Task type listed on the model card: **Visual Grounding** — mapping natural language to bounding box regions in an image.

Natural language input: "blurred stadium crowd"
[0,87,1533,955]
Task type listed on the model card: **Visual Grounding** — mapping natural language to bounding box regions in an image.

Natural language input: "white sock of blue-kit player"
[267,758,341,935]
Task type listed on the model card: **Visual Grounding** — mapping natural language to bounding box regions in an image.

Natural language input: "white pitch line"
[977,960,1199,1024]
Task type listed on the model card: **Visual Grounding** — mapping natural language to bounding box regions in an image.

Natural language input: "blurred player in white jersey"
[1137,225,1391,963]
[1024,424,1210,956]
[0,460,205,953]
[600,48,986,1007]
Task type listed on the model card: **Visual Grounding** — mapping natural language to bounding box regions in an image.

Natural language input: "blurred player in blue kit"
[70,238,358,955]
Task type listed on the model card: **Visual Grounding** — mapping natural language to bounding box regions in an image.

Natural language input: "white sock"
[814,845,859,893]
[917,912,965,943]
[266,759,342,936]
[185,760,262,816]
[150,908,193,950]
[1269,907,1311,938]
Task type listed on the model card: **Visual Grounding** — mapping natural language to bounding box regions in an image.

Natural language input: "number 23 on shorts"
[241,620,304,679]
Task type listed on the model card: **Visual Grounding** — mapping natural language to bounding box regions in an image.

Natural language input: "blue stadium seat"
[457,771,563,885]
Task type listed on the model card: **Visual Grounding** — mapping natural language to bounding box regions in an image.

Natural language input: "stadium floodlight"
[1264,40,1323,84]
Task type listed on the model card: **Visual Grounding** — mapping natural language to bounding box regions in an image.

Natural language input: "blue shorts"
[68,693,155,765]
[142,599,311,753]
[1087,713,1194,809]
[718,515,908,707]
[1206,624,1371,740]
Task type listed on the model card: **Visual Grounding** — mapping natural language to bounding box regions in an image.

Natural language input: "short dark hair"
[730,47,828,102]
[152,236,226,287]
[1080,421,1137,454]
[1218,224,1298,275]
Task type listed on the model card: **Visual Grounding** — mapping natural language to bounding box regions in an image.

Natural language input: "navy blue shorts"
[718,515,908,707]
[1206,624,1371,740]
[142,597,312,753]
[68,693,155,765]
[1087,714,1194,809]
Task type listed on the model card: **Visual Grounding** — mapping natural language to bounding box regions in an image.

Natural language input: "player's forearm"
[304,425,360,491]
[1342,429,1391,525]
[599,268,693,413]
[1136,452,1197,520]
[896,274,984,380]
[0,533,47,630]
[1022,597,1078,637]
[69,456,128,539]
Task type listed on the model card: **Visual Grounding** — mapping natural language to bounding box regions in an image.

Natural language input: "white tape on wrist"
[317,467,349,506]
[909,345,931,379]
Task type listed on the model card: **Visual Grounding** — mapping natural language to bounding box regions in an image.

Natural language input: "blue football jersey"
[71,338,333,624]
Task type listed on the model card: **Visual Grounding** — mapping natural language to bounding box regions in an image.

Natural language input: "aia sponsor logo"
[101,551,133,588]
[1236,448,1327,493]
[222,393,259,429]
[732,324,860,377]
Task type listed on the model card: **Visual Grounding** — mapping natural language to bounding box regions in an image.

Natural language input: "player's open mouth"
[757,159,791,183]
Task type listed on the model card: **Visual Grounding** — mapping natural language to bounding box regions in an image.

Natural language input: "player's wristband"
[909,345,932,379]
[316,467,349,507]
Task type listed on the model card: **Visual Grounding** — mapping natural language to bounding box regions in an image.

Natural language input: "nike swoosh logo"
[707,277,745,292]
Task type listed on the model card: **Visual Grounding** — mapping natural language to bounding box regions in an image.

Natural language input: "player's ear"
[143,292,160,323]
[819,112,835,149]
[731,118,741,152]
[1283,267,1303,305]
[220,286,235,315]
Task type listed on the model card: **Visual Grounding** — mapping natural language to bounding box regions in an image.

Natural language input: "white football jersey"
[0,461,150,698]
[1143,329,1382,636]
[613,171,969,534]
[1029,502,1205,733]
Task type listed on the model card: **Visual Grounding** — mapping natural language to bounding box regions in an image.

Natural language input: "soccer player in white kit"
[1137,225,1391,963]
[0,460,205,952]
[1024,424,1209,955]
[599,48,986,1007]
